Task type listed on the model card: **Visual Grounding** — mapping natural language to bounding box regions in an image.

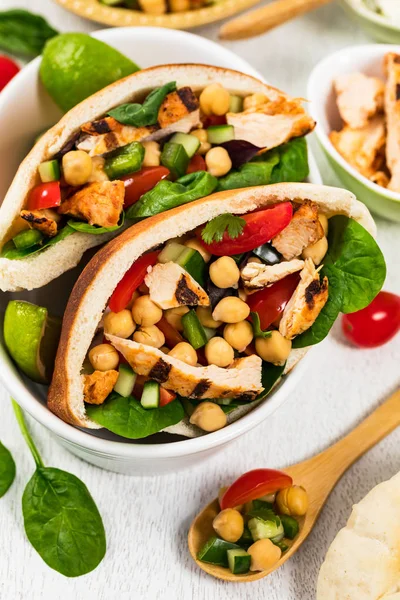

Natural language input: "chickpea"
[103,309,136,339]
[196,306,222,329]
[209,256,240,289]
[258,492,276,503]
[88,156,109,183]
[133,325,165,348]
[276,486,309,517]
[243,93,268,111]
[132,295,162,327]
[302,236,328,266]
[319,213,329,236]
[184,237,211,262]
[255,331,291,366]
[142,141,161,167]
[205,147,232,178]
[213,509,244,543]
[205,336,234,367]
[164,306,189,332]
[247,256,263,264]
[212,297,250,324]
[169,0,189,11]
[189,401,227,432]
[62,150,92,186]
[89,344,119,372]
[218,487,243,512]
[223,321,253,352]
[248,539,282,572]
[168,342,197,366]
[191,129,211,155]
[138,0,166,14]
[199,83,230,116]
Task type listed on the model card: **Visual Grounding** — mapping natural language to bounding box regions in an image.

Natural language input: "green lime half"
[4,301,61,384]
[40,33,140,113]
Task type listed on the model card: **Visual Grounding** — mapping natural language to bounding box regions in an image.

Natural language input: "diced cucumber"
[175,247,206,286]
[140,380,160,409]
[197,536,241,567]
[273,540,289,553]
[248,516,283,541]
[38,159,60,183]
[169,133,200,158]
[181,397,196,417]
[114,364,136,397]
[270,523,285,543]
[181,309,208,349]
[207,125,235,145]
[161,142,189,179]
[237,526,253,549]
[227,548,251,574]
[203,327,216,341]
[229,95,243,113]
[104,142,145,179]
[280,515,299,540]
[158,242,186,264]
[252,243,282,265]
[13,229,43,250]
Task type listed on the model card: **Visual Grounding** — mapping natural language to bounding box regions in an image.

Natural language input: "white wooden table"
[0,1,399,598]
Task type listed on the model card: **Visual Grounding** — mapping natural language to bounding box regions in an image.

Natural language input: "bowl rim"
[344,0,400,32]
[307,43,400,205]
[0,27,317,459]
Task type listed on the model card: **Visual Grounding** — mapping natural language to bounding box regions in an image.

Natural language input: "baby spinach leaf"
[1,224,75,260]
[86,394,185,439]
[250,312,272,339]
[108,81,176,126]
[0,9,58,57]
[0,441,16,497]
[270,137,309,184]
[68,212,125,235]
[127,170,218,219]
[217,151,279,191]
[255,362,286,402]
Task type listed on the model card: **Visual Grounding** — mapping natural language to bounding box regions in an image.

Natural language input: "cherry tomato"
[122,166,170,209]
[108,251,159,313]
[342,291,400,348]
[27,182,61,210]
[220,469,293,510]
[202,115,227,128]
[157,317,184,349]
[247,273,300,330]
[159,388,176,407]
[198,203,293,256]
[0,56,20,92]
[186,154,206,174]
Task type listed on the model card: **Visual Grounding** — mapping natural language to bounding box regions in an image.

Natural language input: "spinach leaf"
[108,81,176,126]
[250,312,272,339]
[1,224,75,260]
[68,212,125,235]
[86,394,185,439]
[127,171,218,219]
[0,9,58,57]
[255,362,286,402]
[217,150,279,191]
[0,441,16,497]
[270,137,309,183]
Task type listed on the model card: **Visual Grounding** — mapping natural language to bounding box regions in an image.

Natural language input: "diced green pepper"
[13,229,43,250]
[280,515,299,540]
[104,142,144,179]
[181,309,208,349]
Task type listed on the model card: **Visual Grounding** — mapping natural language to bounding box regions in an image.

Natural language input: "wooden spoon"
[219,0,333,41]
[188,388,400,581]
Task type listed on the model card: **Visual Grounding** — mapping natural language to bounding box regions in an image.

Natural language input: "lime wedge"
[40,33,140,113]
[4,301,61,384]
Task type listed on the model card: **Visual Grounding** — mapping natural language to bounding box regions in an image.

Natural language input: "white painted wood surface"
[0,1,399,598]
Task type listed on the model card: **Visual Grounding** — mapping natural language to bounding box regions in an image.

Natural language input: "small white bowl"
[0,27,318,475]
[308,44,400,223]
[342,0,400,44]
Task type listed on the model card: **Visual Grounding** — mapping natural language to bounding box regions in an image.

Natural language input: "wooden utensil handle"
[220,0,333,40]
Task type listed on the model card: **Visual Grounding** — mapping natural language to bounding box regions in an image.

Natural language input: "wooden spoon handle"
[219,0,333,40]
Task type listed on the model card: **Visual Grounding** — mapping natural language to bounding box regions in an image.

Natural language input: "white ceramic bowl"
[308,44,400,222]
[0,27,318,475]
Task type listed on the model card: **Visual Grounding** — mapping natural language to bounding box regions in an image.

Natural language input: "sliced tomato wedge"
[159,388,177,407]
[247,273,300,331]
[187,155,206,174]
[220,469,293,510]
[27,182,61,210]
[108,251,159,313]
[122,166,170,208]
[202,115,227,128]
[198,203,293,256]
[157,318,184,349]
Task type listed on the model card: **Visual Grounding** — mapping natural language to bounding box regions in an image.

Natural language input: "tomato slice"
[202,115,227,128]
[157,318,184,348]
[122,166,170,208]
[159,388,176,407]
[108,251,159,313]
[187,155,206,174]
[342,291,400,348]
[221,469,293,510]
[27,182,61,210]
[247,273,299,331]
[198,203,293,256]
[0,56,20,92]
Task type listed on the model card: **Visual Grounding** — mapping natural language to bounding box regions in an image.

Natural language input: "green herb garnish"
[108,81,176,127]
[201,213,246,245]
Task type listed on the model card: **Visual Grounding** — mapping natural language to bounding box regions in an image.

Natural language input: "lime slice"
[40,33,140,113]
[4,301,61,384]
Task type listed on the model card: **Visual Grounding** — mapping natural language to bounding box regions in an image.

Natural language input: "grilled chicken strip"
[272,201,324,260]
[83,370,119,405]
[384,53,400,192]
[59,180,125,228]
[106,335,264,401]
[227,95,315,151]
[145,262,210,310]
[241,259,305,290]
[334,73,384,129]
[279,259,328,340]
[20,208,60,238]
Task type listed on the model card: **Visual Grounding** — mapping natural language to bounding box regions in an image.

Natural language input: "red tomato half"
[247,272,300,330]
[159,389,176,407]
[342,291,400,348]
[27,182,61,210]
[0,56,20,92]
[187,155,206,174]
[157,318,184,349]
[221,469,293,510]
[122,166,169,208]
[108,251,159,313]
[198,203,293,256]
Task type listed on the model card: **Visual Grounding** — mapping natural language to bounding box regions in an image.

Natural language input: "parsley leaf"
[201,213,246,245]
